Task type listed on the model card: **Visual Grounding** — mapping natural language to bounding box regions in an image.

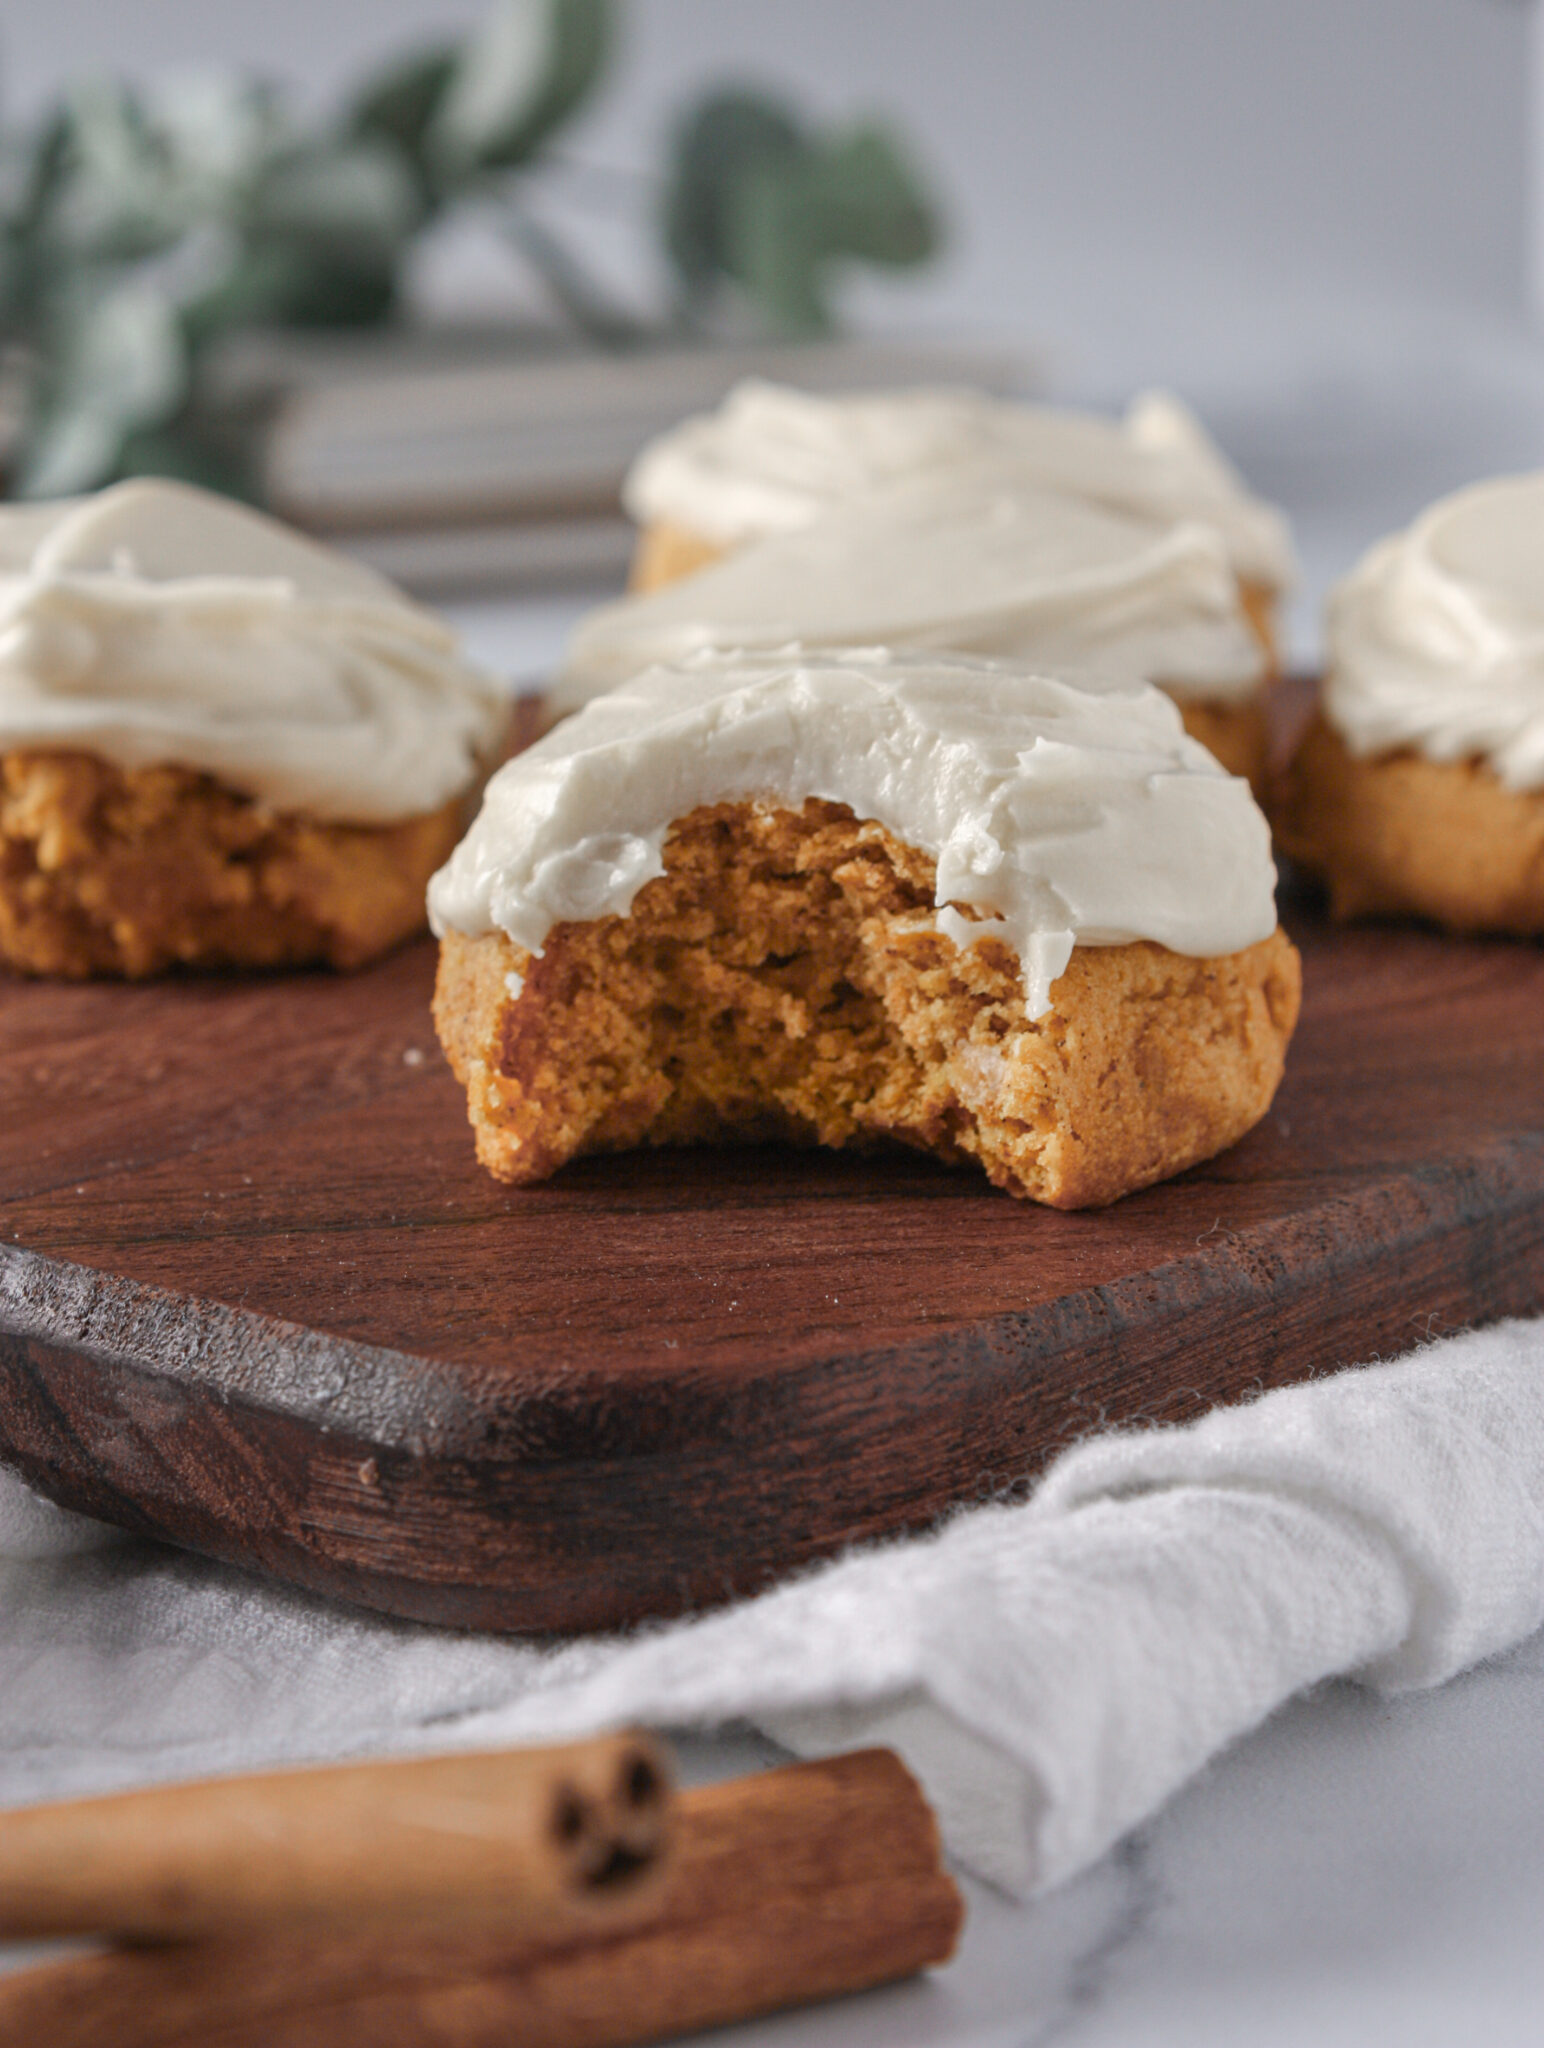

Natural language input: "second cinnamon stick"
[0,1748,964,2048]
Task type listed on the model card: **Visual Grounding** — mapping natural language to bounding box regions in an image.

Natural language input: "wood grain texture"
[2,876,1543,1632]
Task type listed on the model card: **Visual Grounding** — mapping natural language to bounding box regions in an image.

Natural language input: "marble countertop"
[6,1625,1542,2041]
[664,1624,1544,2048]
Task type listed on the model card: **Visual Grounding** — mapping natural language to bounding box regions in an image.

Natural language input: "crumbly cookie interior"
[1175,695,1268,790]
[0,748,461,978]
[434,798,1300,1207]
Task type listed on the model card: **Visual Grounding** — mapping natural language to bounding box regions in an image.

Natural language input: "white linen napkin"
[2,1319,1542,1896]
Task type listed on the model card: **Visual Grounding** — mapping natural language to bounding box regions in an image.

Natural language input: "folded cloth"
[2,1321,1542,1896]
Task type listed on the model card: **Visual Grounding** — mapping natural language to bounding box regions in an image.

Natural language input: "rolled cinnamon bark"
[0,1749,964,2048]
[0,1733,670,1943]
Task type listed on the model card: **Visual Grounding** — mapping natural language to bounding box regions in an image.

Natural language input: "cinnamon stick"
[0,1732,669,1943]
[0,1749,964,2048]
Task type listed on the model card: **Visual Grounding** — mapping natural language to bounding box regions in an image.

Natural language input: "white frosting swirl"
[0,480,509,823]
[556,467,1267,721]
[1324,473,1544,791]
[431,648,1279,1022]
[623,379,1297,590]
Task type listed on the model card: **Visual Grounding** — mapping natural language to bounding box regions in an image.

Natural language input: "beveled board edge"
[2,1135,1542,1634]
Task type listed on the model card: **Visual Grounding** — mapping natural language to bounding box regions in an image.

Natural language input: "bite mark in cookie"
[434,798,1300,1206]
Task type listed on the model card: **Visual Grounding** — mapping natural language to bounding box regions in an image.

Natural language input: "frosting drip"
[556,467,1267,719]
[431,648,1279,1021]
[622,379,1296,590]
[0,480,508,822]
[1325,473,1544,791]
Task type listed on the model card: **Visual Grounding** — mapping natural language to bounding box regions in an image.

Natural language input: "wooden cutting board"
[2,887,1543,1634]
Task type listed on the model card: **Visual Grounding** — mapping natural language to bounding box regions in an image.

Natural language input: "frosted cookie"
[623,379,1295,658]
[1275,473,1544,933]
[430,650,1299,1207]
[0,481,508,977]
[562,466,1274,786]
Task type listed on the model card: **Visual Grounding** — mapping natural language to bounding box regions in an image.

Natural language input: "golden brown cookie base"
[0,750,463,979]
[1273,713,1544,935]
[1237,577,1279,674]
[628,520,730,593]
[1178,695,1270,790]
[434,799,1300,1207]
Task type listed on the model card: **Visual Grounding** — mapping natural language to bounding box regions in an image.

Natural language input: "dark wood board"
[2,885,1543,1634]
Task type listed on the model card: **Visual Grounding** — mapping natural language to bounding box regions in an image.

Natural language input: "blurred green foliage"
[0,0,941,501]
[666,92,939,336]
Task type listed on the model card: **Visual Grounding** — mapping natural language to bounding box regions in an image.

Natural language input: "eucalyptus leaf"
[726,165,831,334]
[667,96,941,334]
[0,1,942,505]
[428,0,612,181]
[348,46,458,182]
[664,91,804,299]
[147,73,292,195]
[255,242,399,329]
[9,107,72,243]
[177,240,299,346]
[0,114,70,323]
[115,418,258,500]
[506,0,612,161]
[249,137,423,251]
[13,408,121,502]
[230,137,420,327]
[44,80,192,262]
[181,235,395,340]
[805,124,940,268]
[17,281,187,497]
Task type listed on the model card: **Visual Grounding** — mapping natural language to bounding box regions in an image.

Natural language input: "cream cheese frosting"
[555,467,1268,720]
[622,379,1297,591]
[430,648,1279,1021]
[0,479,508,823]
[1324,473,1544,791]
